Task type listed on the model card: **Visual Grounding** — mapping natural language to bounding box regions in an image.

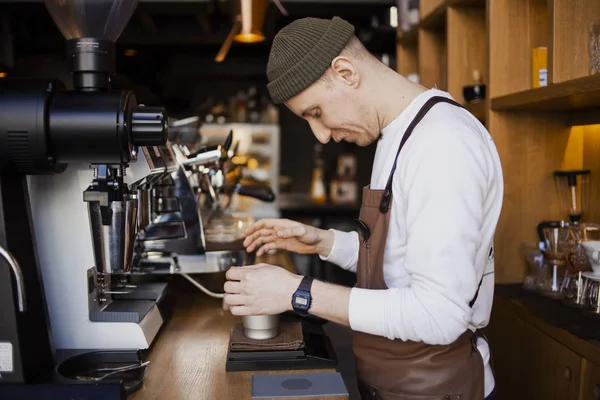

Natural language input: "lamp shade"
[233,0,267,43]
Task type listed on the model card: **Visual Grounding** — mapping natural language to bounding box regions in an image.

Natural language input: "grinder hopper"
[44,0,139,90]
[45,0,138,41]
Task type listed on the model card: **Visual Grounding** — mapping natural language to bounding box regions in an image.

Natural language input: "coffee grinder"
[0,0,167,398]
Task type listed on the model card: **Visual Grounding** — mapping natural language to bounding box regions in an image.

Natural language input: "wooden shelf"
[423,0,486,24]
[446,0,486,7]
[420,2,446,31]
[398,0,484,45]
[491,74,600,111]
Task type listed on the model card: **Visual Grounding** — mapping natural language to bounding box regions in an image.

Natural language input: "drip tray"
[55,350,147,397]
[225,323,338,372]
[90,300,155,323]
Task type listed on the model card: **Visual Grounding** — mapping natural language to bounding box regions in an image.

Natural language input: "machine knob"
[131,106,168,147]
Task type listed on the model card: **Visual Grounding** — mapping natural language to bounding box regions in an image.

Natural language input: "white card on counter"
[0,342,13,373]
[251,372,348,398]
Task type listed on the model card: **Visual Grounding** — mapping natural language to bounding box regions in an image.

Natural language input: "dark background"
[0,0,397,192]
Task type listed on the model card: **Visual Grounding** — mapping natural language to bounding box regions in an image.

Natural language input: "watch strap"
[298,276,313,292]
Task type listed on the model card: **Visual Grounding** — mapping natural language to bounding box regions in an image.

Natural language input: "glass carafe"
[522,242,544,292]
[539,226,572,299]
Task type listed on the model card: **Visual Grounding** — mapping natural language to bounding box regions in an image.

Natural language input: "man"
[224,16,503,400]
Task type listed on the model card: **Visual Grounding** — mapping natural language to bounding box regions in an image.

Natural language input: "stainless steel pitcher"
[88,196,139,274]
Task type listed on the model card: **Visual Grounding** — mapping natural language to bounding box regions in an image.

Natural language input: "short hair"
[318,36,372,87]
[339,36,368,60]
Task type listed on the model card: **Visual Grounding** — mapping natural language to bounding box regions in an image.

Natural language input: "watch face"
[293,292,310,310]
[295,296,308,306]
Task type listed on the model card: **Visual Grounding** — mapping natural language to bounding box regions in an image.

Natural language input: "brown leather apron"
[353,96,485,400]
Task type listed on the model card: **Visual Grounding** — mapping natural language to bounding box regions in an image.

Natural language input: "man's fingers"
[278,225,305,238]
[230,305,253,316]
[256,241,288,257]
[223,294,251,306]
[247,236,278,252]
[246,228,276,244]
[256,243,274,257]
[225,264,268,281]
[240,263,265,269]
[243,229,268,247]
[223,280,243,294]
[244,229,268,248]
[244,219,277,235]
[245,218,296,236]
[225,266,248,281]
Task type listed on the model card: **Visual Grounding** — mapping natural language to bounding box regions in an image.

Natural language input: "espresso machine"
[0,0,168,397]
[135,134,273,275]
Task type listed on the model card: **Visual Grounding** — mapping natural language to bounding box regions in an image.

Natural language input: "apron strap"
[375,95,484,307]
[378,96,465,214]
[469,276,483,307]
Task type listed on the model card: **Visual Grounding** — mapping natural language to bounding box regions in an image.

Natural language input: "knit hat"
[266,16,355,104]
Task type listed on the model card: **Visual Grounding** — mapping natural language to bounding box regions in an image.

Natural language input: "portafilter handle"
[233,184,276,203]
[223,130,233,152]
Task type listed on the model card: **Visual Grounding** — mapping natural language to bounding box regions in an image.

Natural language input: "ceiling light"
[216,0,287,63]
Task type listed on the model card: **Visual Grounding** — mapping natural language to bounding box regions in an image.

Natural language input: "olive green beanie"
[266,16,355,104]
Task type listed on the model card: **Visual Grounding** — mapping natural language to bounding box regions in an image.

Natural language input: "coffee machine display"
[0,0,168,398]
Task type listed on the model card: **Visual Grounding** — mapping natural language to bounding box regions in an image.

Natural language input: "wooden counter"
[129,251,346,400]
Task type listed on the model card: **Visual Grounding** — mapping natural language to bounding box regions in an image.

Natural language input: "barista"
[223,16,503,400]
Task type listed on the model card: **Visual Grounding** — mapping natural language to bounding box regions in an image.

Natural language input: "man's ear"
[330,56,360,88]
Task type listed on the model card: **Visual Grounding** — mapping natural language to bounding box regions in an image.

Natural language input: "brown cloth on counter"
[205,238,245,252]
[229,322,304,352]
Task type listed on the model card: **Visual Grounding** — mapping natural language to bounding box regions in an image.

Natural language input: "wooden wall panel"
[582,124,600,223]
[397,44,418,77]
[561,126,584,171]
[489,0,548,97]
[489,111,570,283]
[447,6,487,102]
[418,28,447,90]
[551,0,600,84]
[487,0,568,283]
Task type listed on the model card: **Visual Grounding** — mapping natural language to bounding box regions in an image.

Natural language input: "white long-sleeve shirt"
[321,89,503,397]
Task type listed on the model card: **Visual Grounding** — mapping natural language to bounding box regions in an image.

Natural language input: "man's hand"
[224,264,351,326]
[223,264,302,316]
[243,218,334,257]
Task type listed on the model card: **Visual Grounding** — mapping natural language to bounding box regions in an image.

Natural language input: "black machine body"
[0,18,167,400]
[0,78,167,174]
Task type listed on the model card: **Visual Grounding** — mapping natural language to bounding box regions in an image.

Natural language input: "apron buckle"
[368,386,377,399]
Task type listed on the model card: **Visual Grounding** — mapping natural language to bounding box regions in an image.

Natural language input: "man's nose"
[309,121,331,144]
